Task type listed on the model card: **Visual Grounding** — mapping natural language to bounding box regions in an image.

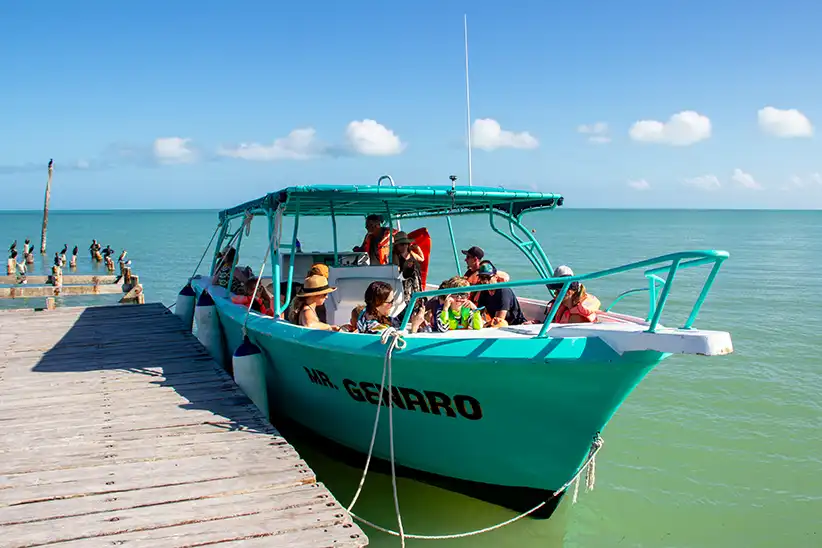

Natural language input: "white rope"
[242,219,281,336]
[188,223,222,281]
[346,327,406,511]
[348,363,605,543]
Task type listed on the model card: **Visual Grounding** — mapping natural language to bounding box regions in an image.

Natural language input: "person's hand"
[443,295,454,308]
[330,325,341,332]
[464,299,477,310]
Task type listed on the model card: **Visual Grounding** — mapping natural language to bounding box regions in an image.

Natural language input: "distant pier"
[0,303,367,547]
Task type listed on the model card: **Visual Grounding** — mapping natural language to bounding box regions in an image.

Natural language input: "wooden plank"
[0,284,126,298]
[0,303,367,547]
[0,274,119,285]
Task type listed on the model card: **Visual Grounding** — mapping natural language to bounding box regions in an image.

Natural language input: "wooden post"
[45,297,56,310]
[40,159,53,255]
[5,258,13,276]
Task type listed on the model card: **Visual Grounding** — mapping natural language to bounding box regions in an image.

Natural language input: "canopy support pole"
[446,216,461,275]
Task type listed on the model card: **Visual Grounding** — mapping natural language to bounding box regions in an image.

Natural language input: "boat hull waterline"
[192,281,665,516]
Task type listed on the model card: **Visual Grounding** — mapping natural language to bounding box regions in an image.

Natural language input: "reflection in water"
[279,421,571,547]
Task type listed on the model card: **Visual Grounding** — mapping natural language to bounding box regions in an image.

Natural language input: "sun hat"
[461,246,485,260]
[297,275,337,297]
[393,231,414,245]
[477,262,497,278]
[307,263,329,278]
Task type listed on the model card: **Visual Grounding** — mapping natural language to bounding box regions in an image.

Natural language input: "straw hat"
[297,275,337,297]
[307,263,329,278]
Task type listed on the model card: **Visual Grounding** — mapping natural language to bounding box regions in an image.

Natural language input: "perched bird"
[9,240,17,252]
[72,245,78,256]
[60,244,68,255]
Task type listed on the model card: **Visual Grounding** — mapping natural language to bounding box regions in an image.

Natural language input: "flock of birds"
[7,238,132,277]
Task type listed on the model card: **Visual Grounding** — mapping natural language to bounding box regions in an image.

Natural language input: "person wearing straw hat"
[392,231,427,316]
[287,275,340,331]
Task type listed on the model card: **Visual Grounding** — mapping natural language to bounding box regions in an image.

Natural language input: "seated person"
[287,275,340,331]
[547,265,600,324]
[431,276,484,332]
[340,304,365,332]
[212,246,253,294]
[353,214,397,265]
[392,231,427,316]
[306,263,329,322]
[275,280,302,319]
[461,245,509,304]
[231,278,275,317]
[357,281,425,334]
[476,262,528,326]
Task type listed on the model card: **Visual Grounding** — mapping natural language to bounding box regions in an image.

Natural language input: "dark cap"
[477,262,497,278]
[461,246,485,260]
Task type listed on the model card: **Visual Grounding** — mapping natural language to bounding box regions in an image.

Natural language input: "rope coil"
[346,328,604,543]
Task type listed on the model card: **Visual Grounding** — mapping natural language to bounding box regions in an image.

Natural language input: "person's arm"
[409,244,424,263]
[435,302,451,333]
[468,307,484,330]
[301,307,339,331]
[494,288,515,320]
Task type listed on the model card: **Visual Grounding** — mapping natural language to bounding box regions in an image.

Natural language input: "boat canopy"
[219,185,564,222]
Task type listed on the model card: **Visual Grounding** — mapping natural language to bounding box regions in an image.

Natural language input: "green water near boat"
[2,209,820,547]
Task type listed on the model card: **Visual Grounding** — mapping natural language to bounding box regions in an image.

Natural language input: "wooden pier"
[0,269,144,305]
[0,303,367,547]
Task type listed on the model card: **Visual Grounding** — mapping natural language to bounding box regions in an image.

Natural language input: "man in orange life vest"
[353,214,398,265]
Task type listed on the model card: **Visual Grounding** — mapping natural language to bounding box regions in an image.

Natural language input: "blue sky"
[1,0,820,209]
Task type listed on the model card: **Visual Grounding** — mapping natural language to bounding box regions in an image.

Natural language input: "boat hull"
[194,283,665,515]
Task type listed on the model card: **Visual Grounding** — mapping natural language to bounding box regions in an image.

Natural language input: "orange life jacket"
[407,227,431,287]
[555,294,601,324]
[360,228,398,265]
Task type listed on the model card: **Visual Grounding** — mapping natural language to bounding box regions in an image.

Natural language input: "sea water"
[1,209,820,547]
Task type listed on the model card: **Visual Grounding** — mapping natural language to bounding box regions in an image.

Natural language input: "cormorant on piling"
[9,240,17,252]
[53,252,62,266]
[60,244,68,255]
[102,245,114,258]
[72,245,78,256]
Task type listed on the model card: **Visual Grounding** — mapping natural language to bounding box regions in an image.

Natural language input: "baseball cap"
[548,264,575,291]
[477,262,497,278]
[461,246,485,260]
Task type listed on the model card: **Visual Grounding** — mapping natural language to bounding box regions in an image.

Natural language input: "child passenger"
[430,276,484,332]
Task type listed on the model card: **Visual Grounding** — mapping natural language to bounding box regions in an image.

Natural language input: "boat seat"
[326,265,405,326]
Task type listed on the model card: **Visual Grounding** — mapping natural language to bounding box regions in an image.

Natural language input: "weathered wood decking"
[0,304,367,547]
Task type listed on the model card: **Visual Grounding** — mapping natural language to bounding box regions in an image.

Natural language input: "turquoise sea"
[2,209,821,547]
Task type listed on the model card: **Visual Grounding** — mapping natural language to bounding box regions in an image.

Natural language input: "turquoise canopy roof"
[219,185,563,221]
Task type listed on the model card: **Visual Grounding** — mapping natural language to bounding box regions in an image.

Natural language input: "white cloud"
[153,137,197,164]
[730,168,762,190]
[75,159,90,169]
[345,119,405,156]
[629,111,711,146]
[757,106,813,138]
[628,179,650,190]
[217,128,320,161]
[472,118,538,151]
[577,122,611,144]
[787,172,822,188]
[683,174,720,191]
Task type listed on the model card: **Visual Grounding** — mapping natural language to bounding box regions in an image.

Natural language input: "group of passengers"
[213,213,601,333]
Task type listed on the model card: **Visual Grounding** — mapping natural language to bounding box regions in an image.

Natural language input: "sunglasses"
[452,293,468,299]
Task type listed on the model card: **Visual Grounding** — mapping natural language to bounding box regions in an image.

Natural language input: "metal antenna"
[464,14,473,188]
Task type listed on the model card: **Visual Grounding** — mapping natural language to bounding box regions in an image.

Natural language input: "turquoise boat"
[186,180,733,520]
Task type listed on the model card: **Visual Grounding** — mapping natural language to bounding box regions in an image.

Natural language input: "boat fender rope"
[349,430,604,541]
[346,327,407,544]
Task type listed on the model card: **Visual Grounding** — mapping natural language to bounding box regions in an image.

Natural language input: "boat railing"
[398,250,729,336]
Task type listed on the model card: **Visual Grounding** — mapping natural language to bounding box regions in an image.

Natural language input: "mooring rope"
[242,218,281,336]
[347,327,605,542]
[188,222,223,281]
